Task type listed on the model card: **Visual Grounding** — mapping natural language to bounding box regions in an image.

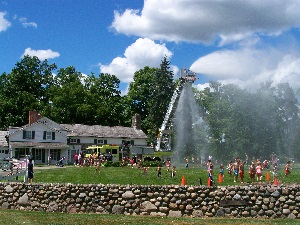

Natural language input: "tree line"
[1,55,300,161]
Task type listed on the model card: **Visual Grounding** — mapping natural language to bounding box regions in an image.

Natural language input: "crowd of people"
[72,150,293,186]
[206,153,293,185]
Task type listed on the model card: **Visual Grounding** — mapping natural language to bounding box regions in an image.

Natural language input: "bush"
[103,161,122,167]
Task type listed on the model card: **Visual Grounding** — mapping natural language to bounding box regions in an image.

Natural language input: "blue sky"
[1,0,300,94]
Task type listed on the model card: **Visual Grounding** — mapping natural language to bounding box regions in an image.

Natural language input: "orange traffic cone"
[207,177,211,186]
[266,172,270,181]
[181,176,186,186]
[274,177,279,186]
[218,174,223,183]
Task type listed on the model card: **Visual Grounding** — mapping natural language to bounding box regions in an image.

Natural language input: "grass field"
[1,164,300,224]
[31,164,300,186]
[0,210,299,225]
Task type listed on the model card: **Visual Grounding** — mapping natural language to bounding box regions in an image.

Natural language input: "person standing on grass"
[27,158,34,183]
[256,162,263,182]
[233,158,240,183]
[284,161,291,176]
[249,161,256,183]
[157,164,162,178]
[185,158,189,169]
[219,164,224,180]
[171,166,176,178]
[239,161,245,183]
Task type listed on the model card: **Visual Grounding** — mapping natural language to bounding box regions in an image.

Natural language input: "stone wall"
[0,182,299,219]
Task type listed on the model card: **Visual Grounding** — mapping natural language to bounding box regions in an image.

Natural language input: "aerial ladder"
[156,68,197,151]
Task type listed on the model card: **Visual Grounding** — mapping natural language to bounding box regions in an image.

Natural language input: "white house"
[7,111,148,164]
[0,131,9,159]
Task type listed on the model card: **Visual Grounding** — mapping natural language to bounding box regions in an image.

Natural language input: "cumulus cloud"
[22,48,60,60]
[100,38,173,83]
[0,11,11,32]
[190,46,300,91]
[111,0,300,44]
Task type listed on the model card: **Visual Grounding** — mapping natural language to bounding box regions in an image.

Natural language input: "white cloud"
[111,0,300,44]
[0,11,11,32]
[190,46,300,91]
[100,38,173,83]
[22,48,60,60]
[18,16,37,28]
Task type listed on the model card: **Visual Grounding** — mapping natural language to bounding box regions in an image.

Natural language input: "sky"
[1,0,300,94]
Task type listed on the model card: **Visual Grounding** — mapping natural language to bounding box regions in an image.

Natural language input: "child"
[171,166,176,178]
[219,164,224,179]
[143,166,148,175]
[256,162,263,182]
[239,161,245,183]
[273,165,278,181]
[284,161,291,176]
[157,164,162,178]
[185,158,189,169]
[166,159,171,172]
[227,161,233,176]
[249,162,256,183]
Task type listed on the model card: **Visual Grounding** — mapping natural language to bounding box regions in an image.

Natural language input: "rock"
[112,205,124,214]
[288,213,296,219]
[1,202,9,209]
[17,193,30,206]
[47,201,58,212]
[140,201,157,212]
[168,210,182,217]
[122,191,135,199]
[4,185,14,193]
[192,210,203,217]
[150,212,166,217]
[215,209,225,217]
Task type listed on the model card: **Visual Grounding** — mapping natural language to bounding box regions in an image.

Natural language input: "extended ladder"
[156,69,197,151]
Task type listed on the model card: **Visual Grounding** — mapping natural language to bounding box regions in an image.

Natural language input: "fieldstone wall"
[0,182,299,219]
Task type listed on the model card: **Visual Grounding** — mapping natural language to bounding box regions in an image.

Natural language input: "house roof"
[9,141,69,149]
[0,131,8,147]
[61,124,147,139]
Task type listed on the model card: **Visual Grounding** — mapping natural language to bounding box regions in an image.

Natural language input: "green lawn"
[1,164,300,224]
[31,164,299,186]
[0,210,299,225]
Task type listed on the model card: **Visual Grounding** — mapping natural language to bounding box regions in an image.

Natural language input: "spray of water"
[171,83,206,165]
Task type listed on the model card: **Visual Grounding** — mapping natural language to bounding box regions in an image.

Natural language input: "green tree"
[0,56,56,129]
[44,66,87,124]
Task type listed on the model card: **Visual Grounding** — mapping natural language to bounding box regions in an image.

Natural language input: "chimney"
[132,114,142,130]
[29,110,42,125]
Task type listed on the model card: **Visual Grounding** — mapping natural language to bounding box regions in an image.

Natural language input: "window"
[43,131,55,140]
[46,132,52,139]
[70,138,78,143]
[23,131,35,139]
[94,139,107,144]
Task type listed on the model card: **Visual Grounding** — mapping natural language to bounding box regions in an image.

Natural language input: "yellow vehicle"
[85,145,120,162]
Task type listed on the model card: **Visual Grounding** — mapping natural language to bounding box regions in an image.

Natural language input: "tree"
[44,66,87,124]
[148,56,175,144]
[0,56,56,129]
[127,66,157,132]
[84,73,128,126]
